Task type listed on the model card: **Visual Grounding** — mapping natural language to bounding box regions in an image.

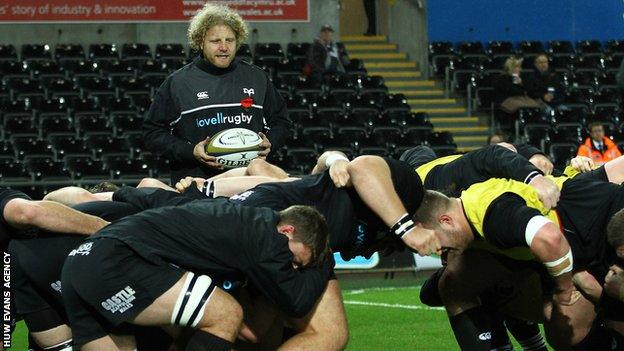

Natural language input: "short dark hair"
[413,190,452,228]
[279,205,330,267]
[608,209,624,248]
[588,122,604,132]
[87,182,120,193]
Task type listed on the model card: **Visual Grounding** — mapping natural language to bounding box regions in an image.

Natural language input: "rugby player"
[61,201,332,350]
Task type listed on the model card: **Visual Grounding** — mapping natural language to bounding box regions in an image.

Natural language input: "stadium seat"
[4,117,38,138]
[524,124,551,148]
[111,113,143,135]
[0,157,32,181]
[89,44,119,62]
[254,43,284,58]
[487,41,514,56]
[66,60,102,78]
[284,147,317,172]
[29,60,64,79]
[2,99,35,120]
[428,131,455,147]
[550,123,584,143]
[84,134,128,156]
[155,43,186,60]
[125,133,146,156]
[370,126,402,147]
[606,40,624,54]
[24,156,70,180]
[40,116,74,135]
[549,142,578,170]
[122,43,152,59]
[76,115,112,136]
[39,98,70,120]
[518,41,545,54]
[577,40,602,54]
[21,44,52,61]
[104,154,150,179]
[336,126,368,147]
[55,44,85,62]
[44,78,81,100]
[49,134,90,158]
[11,136,54,159]
[64,156,109,179]
[287,43,311,59]
[72,97,104,117]
[571,69,599,88]
[429,42,454,56]
[457,41,485,55]
[140,153,170,177]
[548,41,574,54]
[76,77,115,99]
[432,145,458,157]
[359,146,391,157]
[0,61,29,79]
[0,44,18,62]
[575,54,604,70]
[302,126,332,147]
[592,103,621,124]
[344,59,367,75]
[7,78,45,101]
[108,97,137,114]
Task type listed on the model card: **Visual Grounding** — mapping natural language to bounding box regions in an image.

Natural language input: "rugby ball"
[205,128,262,169]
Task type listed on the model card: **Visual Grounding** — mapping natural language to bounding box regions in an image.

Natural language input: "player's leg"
[245,158,289,179]
[543,293,596,349]
[130,271,243,351]
[280,279,348,351]
[603,155,624,185]
[137,177,176,191]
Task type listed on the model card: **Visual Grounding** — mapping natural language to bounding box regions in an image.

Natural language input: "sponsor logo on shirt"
[68,242,93,256]
[230,190,254,202]
[243,88,255,97]
[101,286,136,314]
[478,332,492,341]
[51,280,62,293]
[197,91,209,100]
[196,112,252,128]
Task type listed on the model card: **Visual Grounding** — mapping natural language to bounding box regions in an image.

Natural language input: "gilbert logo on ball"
[205,128,262,169]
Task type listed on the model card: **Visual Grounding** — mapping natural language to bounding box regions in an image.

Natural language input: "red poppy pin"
[241,97,254,109]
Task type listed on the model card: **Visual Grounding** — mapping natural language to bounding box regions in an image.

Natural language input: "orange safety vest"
[577,137,621,165]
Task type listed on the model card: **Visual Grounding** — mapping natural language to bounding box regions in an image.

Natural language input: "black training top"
[92,199,332,318]
[143,56,292,182]
[229,157,423,259]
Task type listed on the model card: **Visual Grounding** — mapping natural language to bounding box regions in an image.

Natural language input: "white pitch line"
[344,300,445,311]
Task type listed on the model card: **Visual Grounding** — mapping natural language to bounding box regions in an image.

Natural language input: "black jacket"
[524,69,563,105]
[143,56,292,182]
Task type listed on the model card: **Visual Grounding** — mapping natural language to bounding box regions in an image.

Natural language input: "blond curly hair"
[187,3,249,52]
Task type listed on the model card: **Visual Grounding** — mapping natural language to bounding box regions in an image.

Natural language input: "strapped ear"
[277,224,295,236]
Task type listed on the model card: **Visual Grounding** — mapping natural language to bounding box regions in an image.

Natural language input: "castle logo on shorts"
[101,286,136,314]
[68,242,93,256]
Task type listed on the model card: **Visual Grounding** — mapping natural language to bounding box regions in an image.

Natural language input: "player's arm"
[573,270,603,304]
[346,155,439,255]
[462,145,560,208]
[142,79,197,165]
[43,186,112,206]
[483,194,575,304]
[312,151,351,187]
[3,199,108,235]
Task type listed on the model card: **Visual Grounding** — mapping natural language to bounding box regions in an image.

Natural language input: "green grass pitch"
[7,285,552,350]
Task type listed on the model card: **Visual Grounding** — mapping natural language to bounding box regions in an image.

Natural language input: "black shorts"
[62,238,184,347]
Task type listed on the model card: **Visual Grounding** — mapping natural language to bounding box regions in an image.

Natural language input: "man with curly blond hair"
[143,3,292,184]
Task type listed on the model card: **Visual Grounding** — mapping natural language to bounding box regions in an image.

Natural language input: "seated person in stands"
[493,57,546,127]
[307,25,350,83]
[577,122,622,165]
[486,131,508,145]
[524,53,563,109]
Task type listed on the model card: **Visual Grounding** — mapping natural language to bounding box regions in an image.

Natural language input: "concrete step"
[435,126,489,133]
[350,52,407,60]
[412,107,466,114]
[457,146,482,152]
[345,43,397,51]
[429,116,479,123]
[387,80,435,88]
[453,136,488,143]
[368,71,421,78]
[399,90,445,97]
[408,98,456,105]
[365,61,417,69]
[341,35,387,43]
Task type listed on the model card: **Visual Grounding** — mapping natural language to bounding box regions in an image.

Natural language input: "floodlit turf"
[7,285,553,350]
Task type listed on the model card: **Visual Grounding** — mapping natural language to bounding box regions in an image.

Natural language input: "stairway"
[341,35,489,152]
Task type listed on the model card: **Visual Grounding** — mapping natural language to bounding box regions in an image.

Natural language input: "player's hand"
[193,137,223,169]
[604,265,624,301]
[175,176,205,193]
[570,156,594,173]
[529,154,554,175]
[401,225,441,256]
[257,132,271,159]
[329,159,351,187]
[529,175,560,209]
[554,289,582,306]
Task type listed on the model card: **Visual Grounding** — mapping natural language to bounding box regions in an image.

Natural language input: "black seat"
[72,97,104,117]
[457,41,485,55]
[2,99,35,120]
[359,146,391,157]
[301,126,332,147]
[141,153,170,177]
[12,136,54,159]
[111,113,143,135]
[76,76,115,99]
[44,78,81,100]
[4,117,38,138]
[284,147,317,172]
[428,131,455,146]
[24,156,70,180]
[287,43,311,59]
[115,76,151,96]
[108,97,137,114]
[370,126,402,147]
[549,142,578,170]
[577,40,602,54]
[89,44,119,62]
[254,43,284,58]
[524,124,551,148]
[67,60,102,78]
[104,154,150,179]
[40,116,74,135]
[64,155,109,179]
[0,158,31,181]
[55,44,85,63]
[518,41,545,54]
[84,134,128,156]
[550,123,583,144]
[76,115,112,135]
[7,78,45,100]
[155,44,186,60]
[21,44,52,61]
[0,61,30,79]
[336,126,368,147]
[122,43,152,59]
[49,134,90,158]
[549,41,574,54]
[429,42,454,56]
[487,41,514,56]
[0,44,18,62]
[29,60,64,79]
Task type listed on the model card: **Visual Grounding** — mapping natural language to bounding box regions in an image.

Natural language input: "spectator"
[363,0,377,35]
[616,58,624,91]
[577,122,622,165]
[524,53,563,109]
[143,3,292,184]
[307,25,350,84]
[493,57,545,118]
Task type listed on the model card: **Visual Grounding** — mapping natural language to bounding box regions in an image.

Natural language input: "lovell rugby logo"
[241,87,255,109]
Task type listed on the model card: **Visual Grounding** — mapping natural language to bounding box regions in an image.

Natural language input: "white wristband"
[525,215,553,246]
[325,153,349,169]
